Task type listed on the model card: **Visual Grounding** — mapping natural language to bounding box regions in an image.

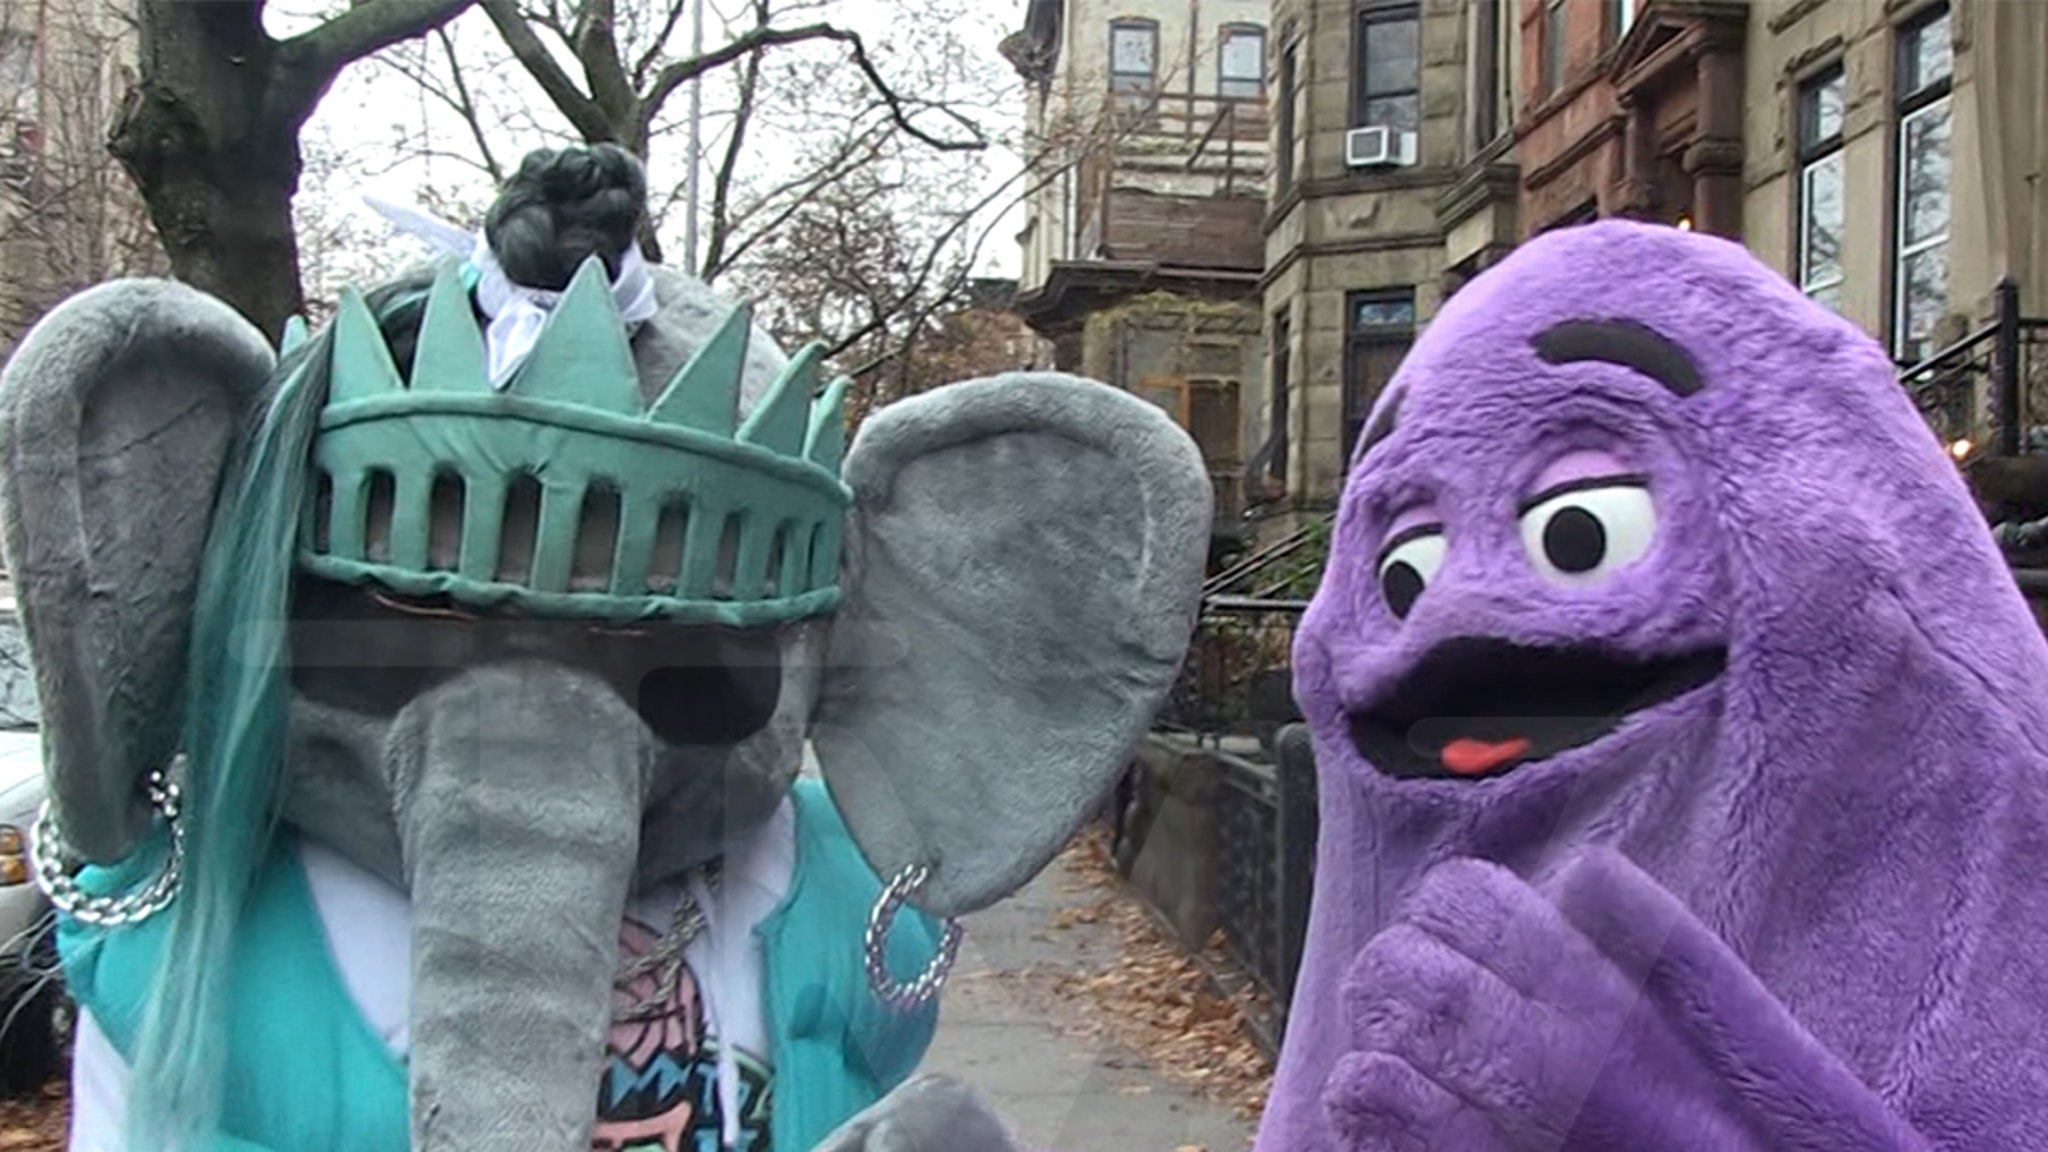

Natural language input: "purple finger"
[1345,925,1582,1132]
[1398,858,1615,1012]
[1548,848,1931,1152]
[1323,1050,1511,1152]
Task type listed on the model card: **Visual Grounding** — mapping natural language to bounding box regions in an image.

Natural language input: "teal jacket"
[58,777,944,1152]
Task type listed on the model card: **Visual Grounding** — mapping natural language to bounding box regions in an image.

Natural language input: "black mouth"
[1347,638,1726,780]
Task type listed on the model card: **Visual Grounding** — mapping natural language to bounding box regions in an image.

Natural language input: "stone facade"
[1255,0,1505,515]
[1514,0,1746,238]
[1743,0,2013,365]
[1007,0,1274,560]
[1245,0,2044,532]
[1010,0,1273,299]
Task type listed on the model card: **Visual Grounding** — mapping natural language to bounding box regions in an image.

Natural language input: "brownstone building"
[1514,0,1746,237]
[1006,0,1273,556]
[1250,0,1510,527]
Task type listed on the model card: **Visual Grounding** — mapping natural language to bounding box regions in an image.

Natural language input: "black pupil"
[1544,506,1607,573]
[1381,561,1425,617]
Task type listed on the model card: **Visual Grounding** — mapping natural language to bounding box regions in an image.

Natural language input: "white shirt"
[69,799,797,1151]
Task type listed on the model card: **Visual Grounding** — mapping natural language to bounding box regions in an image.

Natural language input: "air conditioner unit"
[1346,125,1419,169]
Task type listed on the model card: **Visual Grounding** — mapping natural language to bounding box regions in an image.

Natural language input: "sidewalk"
[922,844,1261,1152]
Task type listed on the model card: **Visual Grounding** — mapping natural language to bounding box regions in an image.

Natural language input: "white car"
[0,596,59,1095]
[0,728,45,931]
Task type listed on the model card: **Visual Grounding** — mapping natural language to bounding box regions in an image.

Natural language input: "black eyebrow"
[1532,320,1704,397]
[1516,472,1649,514]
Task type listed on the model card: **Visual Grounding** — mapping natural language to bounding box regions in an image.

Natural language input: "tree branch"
[477,0,618,143]
[640,22,986,152]
[832,161,1041,367]
[702,126,892,281]
[632,0,691,90]
[435,28,504,181]
[572,0,640,135]
[284,0,475,85]
[700,41,763,279]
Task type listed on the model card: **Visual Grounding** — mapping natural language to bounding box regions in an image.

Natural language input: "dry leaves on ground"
[1047,829,1275,1121]
[0,1079,66,1152]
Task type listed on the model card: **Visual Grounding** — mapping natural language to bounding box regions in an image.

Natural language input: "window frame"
[1890,3,1954,362]
[1219,22,1267,101]
[1277,38,1299,191]
[1471,0,1503,149]
[1612,0,1637,44]
[1270,306,1293,486]
[1795,65,1848,310]
[1541,0,1567,99]
[1342,289,1418,462]
[1351,1,1422,132]
[1108,18,1161,93]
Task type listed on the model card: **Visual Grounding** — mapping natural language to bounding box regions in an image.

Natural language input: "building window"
[1541,0,1566,98]
[1270,307,1292,486]
[1344,290,1418,460]
[1353,2,1421,132]
[1109,19,1160,93]
[1893,4,1953,363]
[1278,41,1299,191]
[1796,67,1847,311]
[1471,0,1503,149]
[1612,0,1637,43]
[1220,24,1266,100]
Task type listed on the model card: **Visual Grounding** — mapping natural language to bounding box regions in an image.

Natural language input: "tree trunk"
[108,2,307,341]
[116,110,307,341]
[111,0,476,342]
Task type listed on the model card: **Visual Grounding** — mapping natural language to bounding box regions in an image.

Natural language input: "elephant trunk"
[388,661,651,1151]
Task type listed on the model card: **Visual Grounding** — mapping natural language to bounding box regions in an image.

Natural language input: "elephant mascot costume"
[0,146,1211,1152]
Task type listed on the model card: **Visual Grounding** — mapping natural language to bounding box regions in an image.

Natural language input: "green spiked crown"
[297,257,851,625]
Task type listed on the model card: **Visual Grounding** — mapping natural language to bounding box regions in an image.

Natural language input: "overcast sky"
[270,0,1029,284]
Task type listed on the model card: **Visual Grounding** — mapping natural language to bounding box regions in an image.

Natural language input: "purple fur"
[1263,221,2048,1152]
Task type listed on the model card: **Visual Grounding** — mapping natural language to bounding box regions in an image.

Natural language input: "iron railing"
[1899,279,2048,454]
[1210,725,1317,1049]
[1150,521,1328,1051]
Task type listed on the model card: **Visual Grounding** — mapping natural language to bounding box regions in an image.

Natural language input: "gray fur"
[634,266,788,416]
[389,662,646,1149]
[0,280,274,862]
[1,269,1210,1152]
[815,373,1213,916]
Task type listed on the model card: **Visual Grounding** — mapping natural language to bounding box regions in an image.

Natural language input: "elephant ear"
[0,280,275,862]
[814,373,1211,916]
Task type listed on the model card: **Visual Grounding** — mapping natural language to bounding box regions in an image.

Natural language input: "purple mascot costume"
[1263,220,2048,1152]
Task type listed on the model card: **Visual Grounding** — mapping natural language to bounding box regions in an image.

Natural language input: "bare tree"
[372,0,992,269]
[0,0,165,350]
[349,0,1124,424]
[293,128,491,319]
[109,0,477,338]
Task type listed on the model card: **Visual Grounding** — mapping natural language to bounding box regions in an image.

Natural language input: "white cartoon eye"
[1376,528,1446,619]
[1519,479,1656,586]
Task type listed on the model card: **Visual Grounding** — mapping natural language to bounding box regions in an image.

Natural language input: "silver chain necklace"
[613,859,723,1024]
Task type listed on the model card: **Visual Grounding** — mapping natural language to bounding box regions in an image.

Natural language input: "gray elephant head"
[0,152,1209,1151]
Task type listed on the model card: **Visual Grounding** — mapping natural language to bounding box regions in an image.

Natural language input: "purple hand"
[1322,851,1930,1152]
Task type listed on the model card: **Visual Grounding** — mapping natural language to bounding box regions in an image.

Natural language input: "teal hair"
[124,281,435,1152]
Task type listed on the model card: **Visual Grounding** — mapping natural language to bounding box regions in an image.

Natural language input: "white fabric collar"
[362,195,659,387]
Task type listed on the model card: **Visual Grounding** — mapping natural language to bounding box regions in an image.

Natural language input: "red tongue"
[1441,737,1533,777]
